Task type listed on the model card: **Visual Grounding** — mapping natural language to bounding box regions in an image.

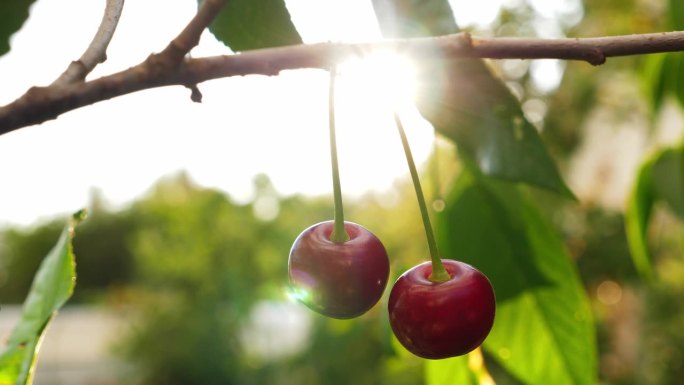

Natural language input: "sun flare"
[337,51,418,113]
[311,49,435,199]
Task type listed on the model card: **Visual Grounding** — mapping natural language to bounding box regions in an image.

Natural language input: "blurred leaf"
[669,0,684,30]
[625,144,684,281]
[642,0,684,112]
[425,348,493,385]
[425,356,476,385]
[640,53,669,113]
[659,53,684,111]
[202,0,301,52]
[651,144,684,219]
[371,0,457,37]
[0,210,85,385]
[625,151,656,280]
[371,0,574,198]
[437,169,596,385]
[417,61,576,199]
[0,0,35,56]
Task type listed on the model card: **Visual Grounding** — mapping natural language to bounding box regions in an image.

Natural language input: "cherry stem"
[329,67,349,243]
[394,113,450,283]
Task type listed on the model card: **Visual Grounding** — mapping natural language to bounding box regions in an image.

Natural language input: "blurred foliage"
[0,192,137,304]
[0,0,34,56]
[0,166,681,385]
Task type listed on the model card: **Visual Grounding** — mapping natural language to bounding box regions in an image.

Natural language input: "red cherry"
[288,221,390,319]
[388,259,495,359]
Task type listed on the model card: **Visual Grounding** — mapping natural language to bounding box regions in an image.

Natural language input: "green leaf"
[437,170,596,385]
[652,144,684,219]
[371,0,574,199]
[417,60,576,199]
[372,0,457,38]
[0,210,86,385]
[669,0,684,30]
[640,53,668,112]
[425,356,477,385]
[625,152,657,280]
[625,143,684,281]
[425,349,494,385]
[0,0,35,57]
[640,52,684,113]
[663,52,684,110]
[202,0,302,52]
[641,0,684,112]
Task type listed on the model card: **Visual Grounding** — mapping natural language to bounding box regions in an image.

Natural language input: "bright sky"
[0,0,577,227]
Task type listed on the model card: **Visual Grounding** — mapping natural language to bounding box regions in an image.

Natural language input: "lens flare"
[337,51,418,112]
[285,286,311,304]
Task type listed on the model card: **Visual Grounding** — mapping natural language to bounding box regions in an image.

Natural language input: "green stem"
[329,67,349,243]
[394,113,449,283]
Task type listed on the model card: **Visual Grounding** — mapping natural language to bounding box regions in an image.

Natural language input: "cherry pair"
[287,67,495,359]
[288,220,495,359]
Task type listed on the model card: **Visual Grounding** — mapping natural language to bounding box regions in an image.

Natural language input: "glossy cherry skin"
[288,221,390,319]
[388,259,495,359]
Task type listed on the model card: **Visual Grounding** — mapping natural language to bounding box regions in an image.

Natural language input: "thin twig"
[3,30,684,134]
[155,0,228,67]
[144,0,227,101]
[52,0,125,86]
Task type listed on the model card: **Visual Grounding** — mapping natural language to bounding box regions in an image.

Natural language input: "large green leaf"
[0,211,85,385]
[202,0,301,52]
[425,356,477,385]
[437,170,596,385]
[0,0,35,56]
[371,0,574,199]
[416,60,576,199]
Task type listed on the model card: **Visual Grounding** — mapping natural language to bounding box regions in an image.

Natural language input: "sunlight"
[326,50,433,199]
[448,0,504,28]
[337,51,418,113]
[0,0,438,226]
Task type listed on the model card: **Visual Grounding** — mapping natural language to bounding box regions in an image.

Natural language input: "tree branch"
[52,0,125,86]
[3,30,684,135]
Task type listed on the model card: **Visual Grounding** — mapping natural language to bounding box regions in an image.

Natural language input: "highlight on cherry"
[288,220,390,319]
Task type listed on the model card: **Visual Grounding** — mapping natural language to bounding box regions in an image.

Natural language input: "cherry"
[388,259,495,359]
[288,220,390,319]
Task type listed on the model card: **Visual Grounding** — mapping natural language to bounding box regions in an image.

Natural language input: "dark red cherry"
[288,221,390,319]
[388,259,495,359]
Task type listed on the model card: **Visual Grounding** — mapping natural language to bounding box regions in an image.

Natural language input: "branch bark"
[2,30,684,135]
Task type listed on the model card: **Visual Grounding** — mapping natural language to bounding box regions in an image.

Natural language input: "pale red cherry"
[288,220,390,319]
